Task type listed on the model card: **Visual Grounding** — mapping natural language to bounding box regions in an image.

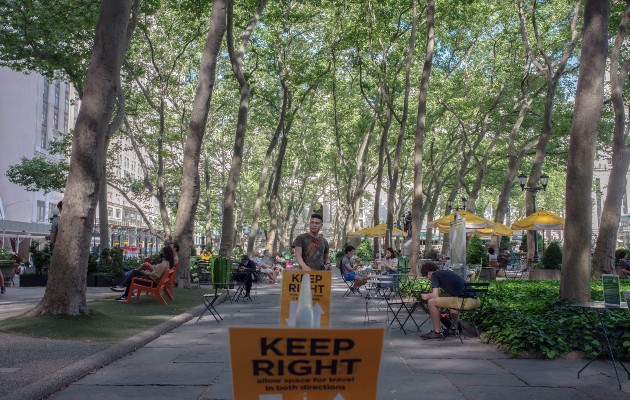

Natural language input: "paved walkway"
[1,276,629,399]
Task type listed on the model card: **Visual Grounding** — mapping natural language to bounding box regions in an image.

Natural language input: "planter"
[20,274,48,287]
[529,269,561,280]
[0,261,17,286]
[86,275,117,287]
[479,267,496,281]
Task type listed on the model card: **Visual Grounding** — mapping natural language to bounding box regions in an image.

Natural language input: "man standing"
[419,262,480,339]
[293,213,331,271]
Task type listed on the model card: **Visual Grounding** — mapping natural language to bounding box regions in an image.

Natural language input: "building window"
[64,114,68,133]
[37,201,46,222]
[54,81,60,130]
[115,209,121,218]
[108,207,113,217]
[40,126,47,149]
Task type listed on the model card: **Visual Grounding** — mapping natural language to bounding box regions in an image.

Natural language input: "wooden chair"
[164,262,179,300]
[126,269,174,305]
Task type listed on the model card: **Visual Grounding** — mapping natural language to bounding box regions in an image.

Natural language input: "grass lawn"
[0,287,216,343]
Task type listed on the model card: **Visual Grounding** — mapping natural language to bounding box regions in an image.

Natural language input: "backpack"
[336,257,343,270]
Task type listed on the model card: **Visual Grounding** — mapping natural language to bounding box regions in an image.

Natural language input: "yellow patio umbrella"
[475,222,513,237]
[428,210,492,230]
[347,226,374,237]
[365,224,405,238]
[510,210,565,231]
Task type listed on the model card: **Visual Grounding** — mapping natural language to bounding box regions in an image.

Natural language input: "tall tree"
[518,0,581,263]
[219,0,269,257]
[410,0,435,273]
[27,0,134,315]
[173,0,228,288]
[592,0,630,276]
[561,0,610,301]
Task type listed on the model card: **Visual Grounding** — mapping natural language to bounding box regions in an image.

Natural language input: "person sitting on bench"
[111,246,174,302]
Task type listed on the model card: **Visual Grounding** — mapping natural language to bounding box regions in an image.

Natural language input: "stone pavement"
[1,276,630,399]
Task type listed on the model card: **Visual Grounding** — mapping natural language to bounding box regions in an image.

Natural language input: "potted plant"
[21,241,52,286]
[0,249,18,285]
[529,241,562,280]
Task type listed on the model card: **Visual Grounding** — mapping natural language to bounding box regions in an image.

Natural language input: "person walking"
[293,213,331,271]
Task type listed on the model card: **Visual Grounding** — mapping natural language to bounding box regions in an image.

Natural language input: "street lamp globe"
[539,173,549,190]
[517,173,527,190]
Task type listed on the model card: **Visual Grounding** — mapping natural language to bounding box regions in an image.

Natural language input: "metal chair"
[196,287,227,322]
[446,282,490,343]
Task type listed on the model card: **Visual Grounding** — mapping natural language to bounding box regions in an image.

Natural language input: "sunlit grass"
[0,287,215,343]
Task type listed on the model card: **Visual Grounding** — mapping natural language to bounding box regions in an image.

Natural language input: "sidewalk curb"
[3,303,207,400]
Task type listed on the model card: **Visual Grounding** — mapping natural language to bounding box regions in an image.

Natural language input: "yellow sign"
[229,327,384,400]
[113,241,120,246]
[280,270,331,328]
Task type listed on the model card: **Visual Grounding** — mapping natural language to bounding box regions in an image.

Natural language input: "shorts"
[435,296,481,310]
[344,272,356,281]
[261,268,273,274]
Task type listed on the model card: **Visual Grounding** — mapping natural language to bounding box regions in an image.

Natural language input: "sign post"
[280,270,332,328]
[602,274,621,306]
[229,327,384,400]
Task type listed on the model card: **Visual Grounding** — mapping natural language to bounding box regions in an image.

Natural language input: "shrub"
[476,280,630,360]
[466,235,487,267]
[29,241,52,275]
[499,236,511,251]
[541,241,562,269]
[356,237,373,261]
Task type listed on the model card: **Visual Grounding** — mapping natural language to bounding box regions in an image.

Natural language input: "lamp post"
[517,173,549,262]
[201,234,205,251]
[447,197,468,221]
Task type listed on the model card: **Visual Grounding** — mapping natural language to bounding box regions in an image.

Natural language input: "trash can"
[213,256,231,289]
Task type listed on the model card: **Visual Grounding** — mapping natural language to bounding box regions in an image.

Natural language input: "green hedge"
[476,280,630,359]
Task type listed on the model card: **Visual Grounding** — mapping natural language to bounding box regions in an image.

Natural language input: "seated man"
[236,255,257,298]
[420,262,480,339]
[617,250,630,278]
[499,248,512,269]
[340,245,368,293]
[253,252,279,283]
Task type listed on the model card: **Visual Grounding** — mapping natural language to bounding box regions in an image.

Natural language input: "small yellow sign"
[280,270,332,328]
[229,327,384,400]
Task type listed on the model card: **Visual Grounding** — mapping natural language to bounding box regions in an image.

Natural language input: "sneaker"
[115,296,127,302]
[110,286,124,292]
[421,330,444,340]
[1,286,5,294]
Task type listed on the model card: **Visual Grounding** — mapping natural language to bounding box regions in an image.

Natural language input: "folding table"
[572,301,629,390]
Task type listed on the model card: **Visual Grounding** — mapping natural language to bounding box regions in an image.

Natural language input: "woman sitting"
[111,246,174,302]
[341,245,368,293]
[382,247,398,275]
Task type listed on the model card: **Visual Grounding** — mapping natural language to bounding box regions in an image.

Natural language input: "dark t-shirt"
[431,269,468,297]
[620,259,630,271]
[293,233,329,270]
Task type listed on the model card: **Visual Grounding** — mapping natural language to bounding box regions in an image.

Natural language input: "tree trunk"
[518,0,580,263]
[410,0,435,275]
[592,0,630,276]
[203,157,213,248]
[219,0,268,257]
[386,0,418,250]
[561,0,610,301]
[174,0,227,289]
[247,89,287,256]
[27,0,132,316]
